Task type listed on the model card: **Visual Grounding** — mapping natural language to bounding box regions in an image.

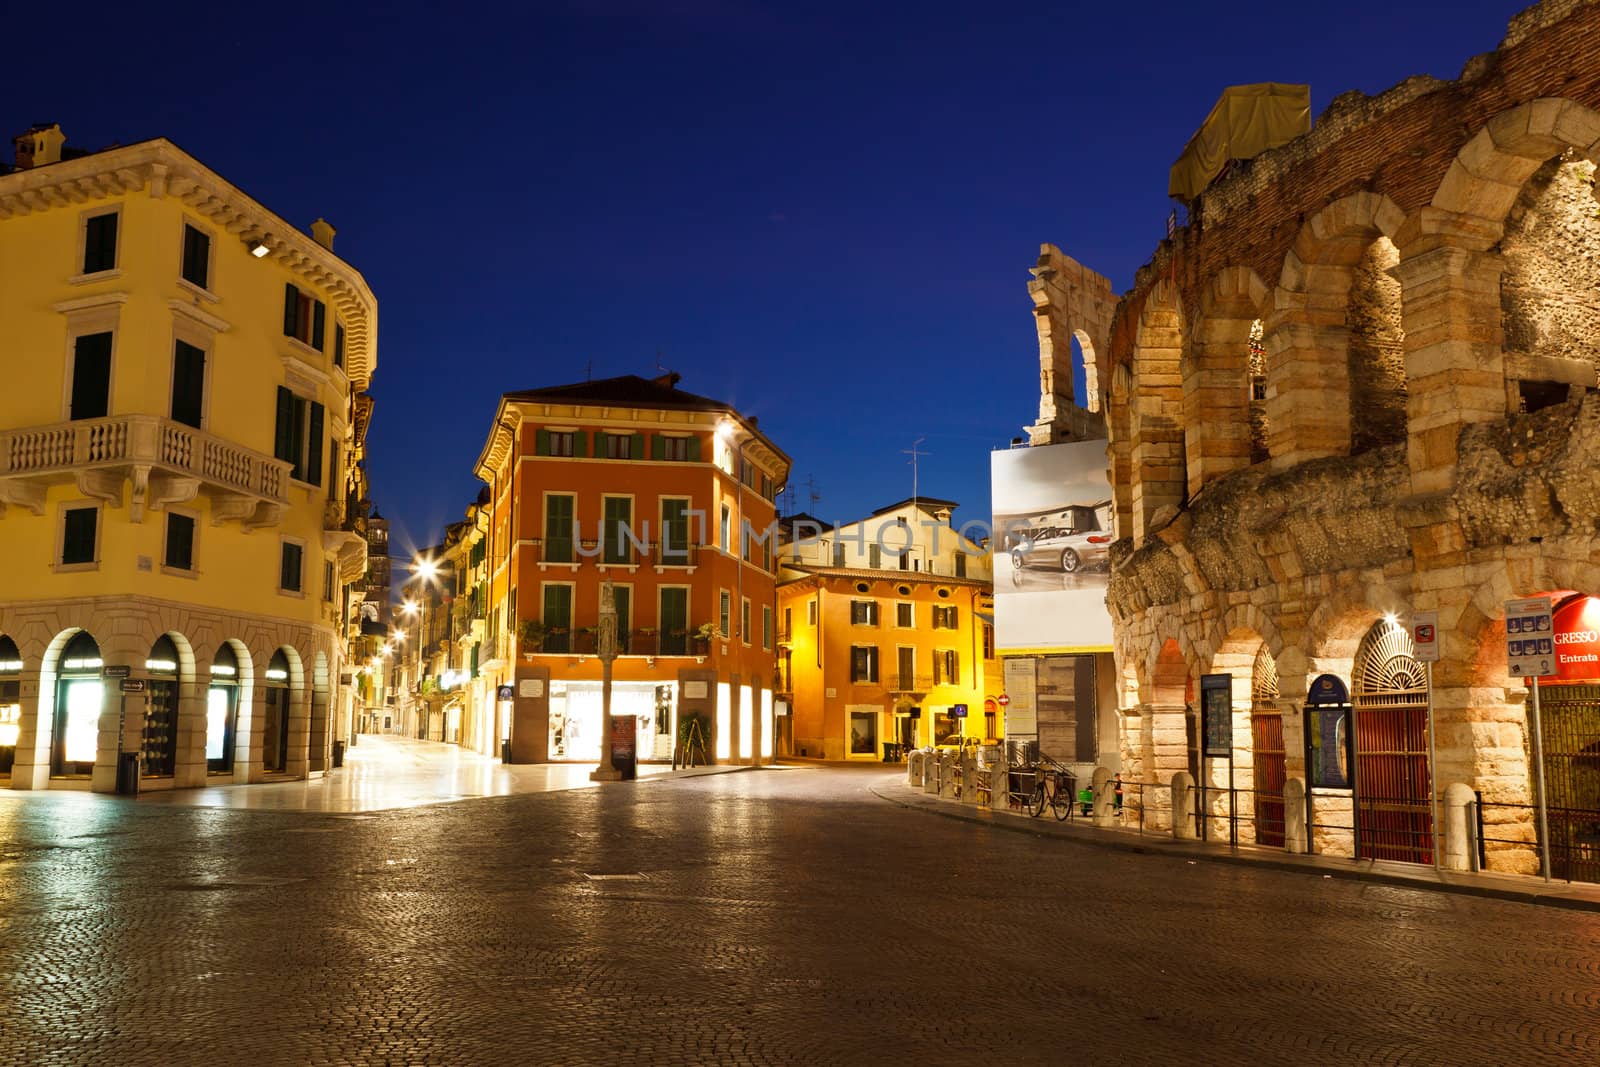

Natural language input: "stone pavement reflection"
[133,734,722,812]
[0,765,1596,1065]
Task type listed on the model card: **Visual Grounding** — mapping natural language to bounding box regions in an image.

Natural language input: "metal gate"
[1534,684,1600,884]
[1250,646,1286,847]
[1351,622,1433,865]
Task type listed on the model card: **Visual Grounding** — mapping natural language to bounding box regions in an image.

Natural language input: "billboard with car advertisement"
[990,440,1115,652]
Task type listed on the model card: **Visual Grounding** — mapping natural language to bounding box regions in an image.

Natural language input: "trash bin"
[332,740,346,768]
[116,752,140,797]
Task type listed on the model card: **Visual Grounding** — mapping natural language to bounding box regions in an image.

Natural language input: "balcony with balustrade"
[0,414,292,527]
[528,537,701,572]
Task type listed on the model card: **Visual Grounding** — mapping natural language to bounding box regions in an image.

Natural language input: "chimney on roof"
[13,123,65,170]
[652,371,681,389]
[311,218,337,251]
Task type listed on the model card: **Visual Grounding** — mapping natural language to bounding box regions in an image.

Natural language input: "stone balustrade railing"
[0,414,291,503]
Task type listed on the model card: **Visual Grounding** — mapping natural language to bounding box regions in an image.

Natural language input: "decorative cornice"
[0,139,377,389]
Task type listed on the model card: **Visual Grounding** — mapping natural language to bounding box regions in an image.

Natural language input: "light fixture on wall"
[249,239,270,258]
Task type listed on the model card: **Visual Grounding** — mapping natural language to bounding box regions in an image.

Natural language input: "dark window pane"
[62,508,97,565]
[311,300,326,350]
[164,513,195,571]
[283,283,299,337]
[170,341,205,428]
[70,333,112,421]
[273,387,297,464]
[83,213,118,273]
[306,402,325,487]
[333,323,345,368]
[181,225,210,289]
[280,542,303,591]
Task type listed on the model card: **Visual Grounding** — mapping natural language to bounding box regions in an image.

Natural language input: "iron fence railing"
[1475,794,1600,885]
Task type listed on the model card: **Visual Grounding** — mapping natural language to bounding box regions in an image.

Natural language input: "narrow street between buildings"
[1,765,1596,1065]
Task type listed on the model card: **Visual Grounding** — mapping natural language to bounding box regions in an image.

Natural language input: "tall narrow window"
[544,494,575,562]
[333,323,345,369]
[833,540,846,567]
[762,606,773,650]
[273,386,325,486]
[719,590,731,636]
[660,588,689,654]
[661,498,691,564]
[61,507,98,566]
[602,497,633,564]
[542,584,573,653]
[70,332,112,421]
[170,340,206,428]
[164,513,195,572]
[282,283,326,350]
[741,598,752,644]
[279,541,304,593]
[869,544,882,569]
[720,505,732,552]
[181,225,211,289]
[850,646,879,684]
[82,212,118,274]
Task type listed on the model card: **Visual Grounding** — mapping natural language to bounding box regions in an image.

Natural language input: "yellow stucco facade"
[0,128,378,792]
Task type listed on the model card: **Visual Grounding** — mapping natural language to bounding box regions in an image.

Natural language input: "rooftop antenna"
[901,437,929,511]
[804,474,822,515]
[655,349,666,374]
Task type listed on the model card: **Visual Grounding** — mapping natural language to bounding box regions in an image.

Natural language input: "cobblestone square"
[1,765,1597,1065]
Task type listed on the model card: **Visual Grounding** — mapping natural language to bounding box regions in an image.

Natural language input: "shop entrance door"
[1250,647,1286,847]
[1351,622,1433,865]
[1534,684,1600,884]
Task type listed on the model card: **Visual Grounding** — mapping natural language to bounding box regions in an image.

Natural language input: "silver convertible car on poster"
[1006,501,1114,574]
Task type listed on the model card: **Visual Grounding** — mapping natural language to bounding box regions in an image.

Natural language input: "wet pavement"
[133,734,719,812]
[0,765,1597,1065]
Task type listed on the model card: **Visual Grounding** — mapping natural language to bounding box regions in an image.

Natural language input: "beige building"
[0,124,378,792]
[1077,1,1600,882]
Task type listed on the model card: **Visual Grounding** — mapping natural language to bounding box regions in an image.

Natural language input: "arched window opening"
[1250,645,1285,846]
[1502,153,1600,415]
[1247,319,1269,464]
[1348,238,1407,455]
[54,632,103,777]
[142,636,181,778]
[1350,619,1432,864]
[208,643,240,774]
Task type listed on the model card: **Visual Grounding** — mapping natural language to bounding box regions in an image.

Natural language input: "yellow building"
[777,498,999,760]
[0,124,378,792]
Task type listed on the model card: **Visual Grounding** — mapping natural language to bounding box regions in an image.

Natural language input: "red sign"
[997,694,1011,707]
[1553,596,1600,681]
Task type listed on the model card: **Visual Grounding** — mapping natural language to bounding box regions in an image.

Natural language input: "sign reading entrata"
[1408,611,1440,664]
[1552,596,1600,681]
[1505,596,1555,679]
[1199,674,1232,757]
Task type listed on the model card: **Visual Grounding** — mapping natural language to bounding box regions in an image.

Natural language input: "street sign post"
[1505,596,1555,881]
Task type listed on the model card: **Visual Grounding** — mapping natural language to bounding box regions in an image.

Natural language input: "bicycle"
[1025,761,1074,821]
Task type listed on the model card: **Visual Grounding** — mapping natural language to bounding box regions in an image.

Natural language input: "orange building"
[471,374,789,765]
[776,499,999,761]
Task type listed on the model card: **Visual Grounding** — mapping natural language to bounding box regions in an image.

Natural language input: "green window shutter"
[687,435,702,462]
[631,433,645,459]
[594,431,609,457]
[306,402,325,487]
[470,643,479,679]
[536,428,550,456]
[170,341,206,428]
[575,432,589,458]
[70,332,112,421]
[283,284,299,337]
[651,435,666,460]
[273,387,296,463]
[311,300,326,350]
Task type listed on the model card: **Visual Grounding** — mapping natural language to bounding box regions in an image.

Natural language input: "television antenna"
[901,437,929,510]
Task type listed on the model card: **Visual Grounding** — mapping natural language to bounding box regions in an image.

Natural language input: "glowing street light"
[401,599,419,617]
[413,557,440,582]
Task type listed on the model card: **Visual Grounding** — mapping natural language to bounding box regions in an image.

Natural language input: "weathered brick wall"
[1106,0,1600,374]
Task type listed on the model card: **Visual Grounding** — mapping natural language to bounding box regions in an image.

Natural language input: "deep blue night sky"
[14,1,1518,557]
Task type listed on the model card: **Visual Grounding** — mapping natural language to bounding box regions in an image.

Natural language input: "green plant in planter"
[694,622,717,641]
[517,619,549,651]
